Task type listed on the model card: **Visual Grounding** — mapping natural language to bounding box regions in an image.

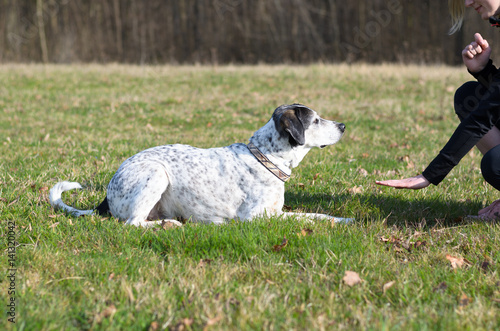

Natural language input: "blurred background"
[1,0,499,65]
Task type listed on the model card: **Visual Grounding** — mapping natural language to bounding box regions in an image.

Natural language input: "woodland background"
[1,0,500,65]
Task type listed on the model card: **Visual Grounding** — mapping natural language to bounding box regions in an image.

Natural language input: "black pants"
[455,81,500,191]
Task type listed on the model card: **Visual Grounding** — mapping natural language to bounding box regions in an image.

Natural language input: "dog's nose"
[338,123,345,133]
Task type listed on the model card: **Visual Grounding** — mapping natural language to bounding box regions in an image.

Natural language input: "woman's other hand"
[375,174,430,190]
[463,33,492,73]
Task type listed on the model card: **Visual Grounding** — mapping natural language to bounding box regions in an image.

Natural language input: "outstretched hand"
[375,174,430,190]
[476,199,500,220]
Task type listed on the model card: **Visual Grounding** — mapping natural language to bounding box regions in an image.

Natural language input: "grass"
[1,64,499,330]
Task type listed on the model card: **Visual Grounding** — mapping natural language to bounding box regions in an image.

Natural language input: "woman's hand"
[375,174,430,190]
[477,199,500,219]
[463,33,491,73]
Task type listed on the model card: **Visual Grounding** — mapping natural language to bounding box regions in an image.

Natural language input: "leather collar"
[247,142,290,182]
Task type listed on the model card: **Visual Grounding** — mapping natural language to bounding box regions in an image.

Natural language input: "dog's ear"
[275,105,312,146]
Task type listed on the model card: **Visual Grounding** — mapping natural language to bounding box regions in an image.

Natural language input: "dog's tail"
[49,181,109,217]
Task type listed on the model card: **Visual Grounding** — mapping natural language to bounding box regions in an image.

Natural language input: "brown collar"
[247,142,290,182]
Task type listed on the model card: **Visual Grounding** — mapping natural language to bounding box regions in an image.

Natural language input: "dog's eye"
[313,118,320,124]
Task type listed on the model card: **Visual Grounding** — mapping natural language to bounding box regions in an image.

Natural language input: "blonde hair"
[448,0,465,35]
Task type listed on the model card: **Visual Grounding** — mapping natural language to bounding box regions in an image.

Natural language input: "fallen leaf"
[173,318,194,331]
[49,222,59,228]
[198,259,213,267]
[459,293,470,307]
[433,281,448,292]
[161,220,180,229]
[39,186,48,191]
[297,228,313,237]
[149,321,160,331]
[358,168,368,177]
[96,304,117,323]
[480,261,491,272]
[204,315,223,330]
[342,271,362,287]
[108,273,115,281]
[446,254,471,270]
[273,236,288,252]
[413,240,426,249]
[348,186,363,194]
[383,281,395,293]
[313,173,320,180]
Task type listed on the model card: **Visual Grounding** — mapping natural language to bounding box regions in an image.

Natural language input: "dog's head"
[272,104,345,148]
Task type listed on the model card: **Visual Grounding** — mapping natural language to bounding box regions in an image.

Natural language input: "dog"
[50,104,352,227]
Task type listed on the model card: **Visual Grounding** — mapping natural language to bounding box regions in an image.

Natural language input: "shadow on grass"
[284,191,486,228]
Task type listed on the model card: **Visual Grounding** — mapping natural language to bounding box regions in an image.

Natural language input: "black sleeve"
[422,67,500,185]
[469,59,499,88]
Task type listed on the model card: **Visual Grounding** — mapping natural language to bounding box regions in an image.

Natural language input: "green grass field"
[1,64,499,330]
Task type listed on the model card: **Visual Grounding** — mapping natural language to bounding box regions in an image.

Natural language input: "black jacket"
[422,59,500,184]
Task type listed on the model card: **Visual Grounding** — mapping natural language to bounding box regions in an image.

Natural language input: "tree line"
[1,0,499,65]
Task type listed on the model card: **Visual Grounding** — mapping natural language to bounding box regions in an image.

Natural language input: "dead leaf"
[173,318,194,331]
[198,259,213,267]
[273,236,288,252]
[383,281,395,293]
[49,222,59,228]
[149,321,160,331]
[313,173,320,180]
[446,254,471,270]
[342,271,362,287]
[413,240,426,249]
[95,304,117,323]
[161,220,180,229]
[297,228,313,237]
[39,186,48,192]
[204,316,223,330]
[358,168,368,177]
[459,294,470,307]
[433,282,448,293]
[298,183,305,189]
[108,273,115,281]
[348,186,363,194]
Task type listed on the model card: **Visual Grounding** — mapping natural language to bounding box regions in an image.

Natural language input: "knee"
[454,81,484,121]
[481,146,500,191]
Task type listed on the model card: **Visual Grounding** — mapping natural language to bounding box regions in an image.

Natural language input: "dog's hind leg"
[108,163,176,227]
